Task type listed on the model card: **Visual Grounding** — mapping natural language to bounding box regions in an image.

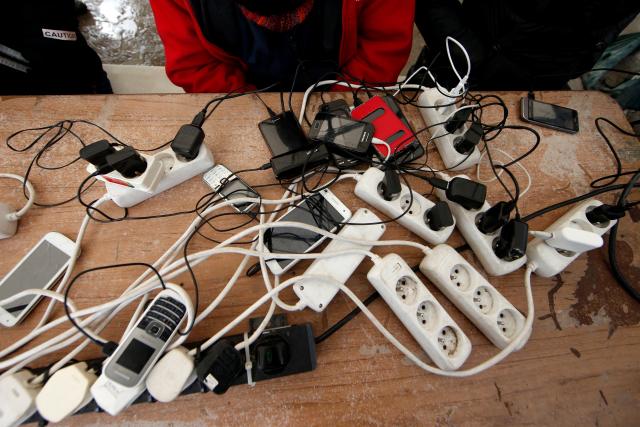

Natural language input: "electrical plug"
[454,121,483,155]
[378,168,402,201]
[196,340,243,395]
[493,219,529,261]
[476,201,515,234]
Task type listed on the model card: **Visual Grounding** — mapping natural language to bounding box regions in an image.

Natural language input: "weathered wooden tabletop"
[0,91,638,426]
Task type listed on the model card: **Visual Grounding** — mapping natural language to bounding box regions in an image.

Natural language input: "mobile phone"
[261,189,351,275]
[103,289,187,388]
[351,96,416,160]
[316,101,365,169]
[0,232,75,327]
[203,165,260,215]
[308,112,373,154]
[520,97,579,134]
[258,111,310,157]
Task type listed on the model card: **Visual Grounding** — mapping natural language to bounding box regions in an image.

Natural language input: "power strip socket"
[420,244,529,350]
[294,208,386,312]
[417,88,480,171]
[88,144,214,208]
[367,254,472,370]
[354,168,455,244]
[527,199,617,277]
[435,173,527,276]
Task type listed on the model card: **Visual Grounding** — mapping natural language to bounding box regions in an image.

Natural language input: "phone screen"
[528,99,577,131]
[116,339,155,374]
[0,240,70,317]
[313,116,370,151]
[219,178,259,212]
[266,193,344,268]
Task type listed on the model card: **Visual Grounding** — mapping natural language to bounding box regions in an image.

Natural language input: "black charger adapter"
[454,121,483,155]
[445,107,473,133]
[105,146,147,178]
[378,169,402,201]
[493,219,529,261]
[79,140,116,173]
[171,124,204,161]
[476,201,515,234]
[425,201,454,231]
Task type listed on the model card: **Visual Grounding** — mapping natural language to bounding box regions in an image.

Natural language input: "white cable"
[476,148,532,197]
[372,137,391,163]
[0,173,35,220]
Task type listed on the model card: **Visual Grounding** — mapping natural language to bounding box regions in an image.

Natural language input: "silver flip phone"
[103,290,186,388]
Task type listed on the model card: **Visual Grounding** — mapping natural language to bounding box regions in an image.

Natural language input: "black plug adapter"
[171,124,205,161]
[586,204,626,225]
[476,201,514,234]
[378,169,402,201]
[445,107,473,133]
[493,219,529,261]
[445,177,486,210]
[424,201,454,231]
[105,146,147,178]
[79,140,116,173]
[454,121,483,155]
[196,340,243,395]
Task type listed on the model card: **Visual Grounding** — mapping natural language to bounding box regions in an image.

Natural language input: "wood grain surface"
[0,91,638,426]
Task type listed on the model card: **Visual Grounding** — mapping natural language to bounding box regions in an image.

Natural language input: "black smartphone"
[309,112,373,154]
[520,97,579,134]
[316,100,365,169]
[258,111,310,157]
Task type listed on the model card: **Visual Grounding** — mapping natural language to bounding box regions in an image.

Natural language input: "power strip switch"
[354,167,455,244]
[435,173,527,276]
[420,244,530,350]
[294,208,386,312]
[527,199,617,277]
[367,254,472,370]
[417,88,481,171]
[88,143,214,208]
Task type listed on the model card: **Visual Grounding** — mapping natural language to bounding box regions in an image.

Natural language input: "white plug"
[527,199,617,277]
[367,254,472,370]
[294,208,386,312]
[0,173,35,239]
[146,347,196,403]
[533,228,604,253]
[35,362,97,423]
[88,144,214,208]
[0,370,41,427]
[90,366,146,416]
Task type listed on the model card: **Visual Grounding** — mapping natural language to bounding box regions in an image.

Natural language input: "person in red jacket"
[150,0,414,93]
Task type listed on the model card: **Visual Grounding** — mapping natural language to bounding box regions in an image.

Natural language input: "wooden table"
[0,91,638,426]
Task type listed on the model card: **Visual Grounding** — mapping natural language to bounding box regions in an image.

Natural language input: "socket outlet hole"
[497,309,518,338]
[449,264,471,291]
[416,301,438,331]
[472,286,494,314]
[434,99,455,116]
[400,194,422,217]
[437,326,459,356]
[395,276,419,305]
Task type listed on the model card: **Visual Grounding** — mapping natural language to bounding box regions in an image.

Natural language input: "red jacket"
[150,0,415,93]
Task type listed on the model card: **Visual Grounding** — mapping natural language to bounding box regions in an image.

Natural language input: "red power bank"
[351,96,415,159]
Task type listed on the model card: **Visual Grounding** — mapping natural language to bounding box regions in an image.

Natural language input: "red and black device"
[351,96,421,161]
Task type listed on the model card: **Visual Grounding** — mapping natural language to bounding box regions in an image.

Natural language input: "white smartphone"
[0,232,76,327]
[262,189,351,275]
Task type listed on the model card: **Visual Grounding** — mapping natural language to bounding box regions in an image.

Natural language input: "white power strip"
[354,168,455,244]
[527,199,617,277]
[367,254,472,370]
[294,208,386,312]
[435,173,527,276]
[420,244,529,350]
[88,144,214,208]
[417,88,480,171]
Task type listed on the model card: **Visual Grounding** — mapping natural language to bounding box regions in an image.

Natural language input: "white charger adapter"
[0,370,41,427]
[35,362,97,423]
[145,347,196,403]
[90,366,146,416]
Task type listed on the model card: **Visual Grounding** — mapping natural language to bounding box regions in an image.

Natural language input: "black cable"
[63,262,167,351]
[314,291,380,344]
[591,117,640,188]
[607,171,640,303]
